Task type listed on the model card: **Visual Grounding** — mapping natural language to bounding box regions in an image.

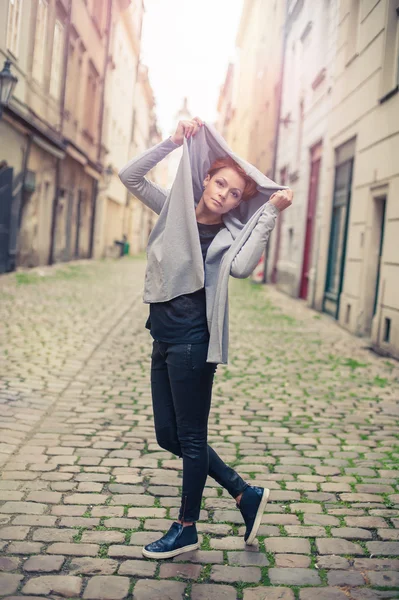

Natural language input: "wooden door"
[299,143,322,299]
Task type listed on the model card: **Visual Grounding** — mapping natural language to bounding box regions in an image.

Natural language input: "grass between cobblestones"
[0,259,398,598]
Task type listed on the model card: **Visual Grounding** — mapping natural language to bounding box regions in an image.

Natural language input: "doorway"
[363,195,387,336]
[372,198,386,319]
[300,142,322,299]
[0,166,14,273]
[323,156,354,318]
[75,190,83,258]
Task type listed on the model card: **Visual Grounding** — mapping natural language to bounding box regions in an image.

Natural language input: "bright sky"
[141,0,244,137]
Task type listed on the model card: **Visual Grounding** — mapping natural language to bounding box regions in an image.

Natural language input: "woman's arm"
[230,189,293,279]
[118,138,179,215]
[118,118,203,215]
[230,203,280,279]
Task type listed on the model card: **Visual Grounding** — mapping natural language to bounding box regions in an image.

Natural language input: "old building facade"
[220,0,286,173]
[54,0,111,264]
[219,0,399,358]
[0,0,69,271]
[126,63,164,255]
[216,0,287,284]
[0,0,111,270]
[93,0,143,259]
[313,0,399,359]
[1,0,164,271]
[267,0,339,301]
[216,63,234,141]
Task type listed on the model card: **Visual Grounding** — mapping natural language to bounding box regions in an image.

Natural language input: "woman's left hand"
[269,189,293,212]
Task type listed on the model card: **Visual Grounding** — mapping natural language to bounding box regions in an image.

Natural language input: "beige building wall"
[1,0,161,270]
[62,0,108,165]
[0,0,68,268]
[94,0,143,259]
[218,0,287,286]
[56,0,111,264]
[216,63,234,140]
[18,145,58,267]
[313,0,399,358]
[225,0,262,157]
[127,64,161,255]
[223,0,285,171]
[268,0,339,298]
[247,0,286,176]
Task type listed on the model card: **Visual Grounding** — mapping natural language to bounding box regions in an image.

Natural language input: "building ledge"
[312,67,326,90]
[379,85,398,105]
[345,52,359,68]
[4,103,65,150]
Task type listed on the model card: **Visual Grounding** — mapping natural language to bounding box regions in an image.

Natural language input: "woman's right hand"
[170,117,204,146]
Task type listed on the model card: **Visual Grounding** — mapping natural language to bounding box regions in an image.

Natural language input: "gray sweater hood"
[189,123,283,233]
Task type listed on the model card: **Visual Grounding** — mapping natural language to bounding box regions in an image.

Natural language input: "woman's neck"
[195,197,223,225]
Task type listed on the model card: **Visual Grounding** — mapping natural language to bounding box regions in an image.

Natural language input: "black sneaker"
[142,522,199,559]
[237,485,270,545]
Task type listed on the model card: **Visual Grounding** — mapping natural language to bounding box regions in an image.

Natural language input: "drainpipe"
[48,159,59,265]
[97,0,112,164]
[263,0,289,283]
[49,0,72,265]
[10,133,32,270]
[17,135,32,227]
[89,179,98,258]
[90,0,113,258]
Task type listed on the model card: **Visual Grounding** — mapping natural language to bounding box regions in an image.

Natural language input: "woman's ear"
[203,174,210,188]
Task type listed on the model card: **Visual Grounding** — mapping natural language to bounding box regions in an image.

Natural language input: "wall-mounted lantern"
[0,60,18,119]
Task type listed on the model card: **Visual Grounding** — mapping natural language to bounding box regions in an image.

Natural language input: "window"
[32,0,48,84]
[65,41,75,113]
[380,0,399,100]
[50,20,64,99]
[84,61,99,138]
[6,0,23,57]
[383,318,391,343]
[325,162,353,298]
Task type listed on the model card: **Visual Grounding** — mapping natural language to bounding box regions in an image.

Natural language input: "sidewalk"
[0,258,398,600]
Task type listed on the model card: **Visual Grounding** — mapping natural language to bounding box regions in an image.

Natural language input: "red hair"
[207,156,258,201]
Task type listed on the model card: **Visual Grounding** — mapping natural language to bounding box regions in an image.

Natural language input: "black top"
[146,221,224,343]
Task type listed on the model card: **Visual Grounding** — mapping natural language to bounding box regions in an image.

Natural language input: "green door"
[323,158,353,319]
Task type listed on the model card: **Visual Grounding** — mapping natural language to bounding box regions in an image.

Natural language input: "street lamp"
[0,59,18,119]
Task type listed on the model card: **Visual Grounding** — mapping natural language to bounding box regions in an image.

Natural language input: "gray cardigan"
[119,123,286,364]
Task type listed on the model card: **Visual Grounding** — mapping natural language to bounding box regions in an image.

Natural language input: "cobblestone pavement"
[0,258,398,600]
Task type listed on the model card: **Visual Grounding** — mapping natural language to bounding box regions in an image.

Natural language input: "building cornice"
[4,103,65,151]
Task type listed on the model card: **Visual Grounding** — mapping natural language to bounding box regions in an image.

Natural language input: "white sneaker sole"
[245,487,270,546]
[142,541,199,560]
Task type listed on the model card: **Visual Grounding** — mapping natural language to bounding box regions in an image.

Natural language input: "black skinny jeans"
[150,340,248,522]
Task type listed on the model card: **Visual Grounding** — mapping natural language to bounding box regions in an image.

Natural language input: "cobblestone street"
[0,258,398,600]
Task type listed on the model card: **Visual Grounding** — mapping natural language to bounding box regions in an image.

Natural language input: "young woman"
[119,117,293,560]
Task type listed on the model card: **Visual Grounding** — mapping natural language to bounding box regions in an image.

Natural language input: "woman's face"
[202,167,246,216]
